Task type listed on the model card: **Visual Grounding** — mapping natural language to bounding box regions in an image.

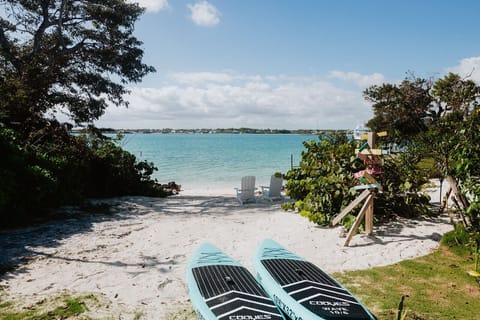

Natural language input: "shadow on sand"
[0,194,290,280]
[348,214,448,248]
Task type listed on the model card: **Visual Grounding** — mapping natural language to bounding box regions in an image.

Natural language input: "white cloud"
[170,72,234,84]
[187,1,221,27]
[95,72,373,129]
[446,56,480,84]
[128,0,169,13]
[169,71,267,85]
[328,71,385,88]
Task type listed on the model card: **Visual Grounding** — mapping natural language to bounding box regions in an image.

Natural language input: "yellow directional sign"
[359,131,388,139]
[355,148,383,156]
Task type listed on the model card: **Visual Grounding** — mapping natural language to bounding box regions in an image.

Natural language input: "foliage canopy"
[365,73,480,237]
[284,72,480,236]
[0,0,154,128]
[0,1,168,227]
[364,77,432,145]
[283,133,357,225]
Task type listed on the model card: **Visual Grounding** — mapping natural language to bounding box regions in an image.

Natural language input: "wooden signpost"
[331,131,387,246]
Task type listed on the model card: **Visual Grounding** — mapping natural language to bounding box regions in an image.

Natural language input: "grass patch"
[165,306,196,320]
[334,245,480,319]
[0,293,97,320]
[417,157,441,178]
[0,291,155,319]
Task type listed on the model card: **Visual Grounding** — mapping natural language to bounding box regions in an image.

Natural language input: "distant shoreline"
[73,128,351,135]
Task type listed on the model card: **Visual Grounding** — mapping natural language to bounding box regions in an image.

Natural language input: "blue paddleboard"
[254,239,376,320]
[186,242,285,320]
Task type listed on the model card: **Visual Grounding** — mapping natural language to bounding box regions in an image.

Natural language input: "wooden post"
[365,195,374,235]
[446,176,469,210]
[344,194,373,246]
[439,187,452,214]
[331,189,370,226]
[367,132,376,149]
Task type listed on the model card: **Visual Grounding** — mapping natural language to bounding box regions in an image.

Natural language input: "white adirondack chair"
[261,175,284,202]
[235,176,257,205]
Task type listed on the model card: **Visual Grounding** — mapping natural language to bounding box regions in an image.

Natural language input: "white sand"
[0,182,453,319]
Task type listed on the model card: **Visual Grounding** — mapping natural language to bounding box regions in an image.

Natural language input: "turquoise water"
[117,133,317,192]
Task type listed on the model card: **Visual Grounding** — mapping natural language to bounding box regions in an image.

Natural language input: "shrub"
[0,122,167,227]
[283,132,434,227]
[284,133,357,226]
[375,148,432,218]
[0,126,49,224]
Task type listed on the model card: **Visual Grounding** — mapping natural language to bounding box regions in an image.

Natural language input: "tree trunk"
[446,176,469,209]
[446,175,472,227]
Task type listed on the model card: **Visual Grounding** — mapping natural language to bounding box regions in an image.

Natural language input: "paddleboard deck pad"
[255,239,376,320]
[187,242,284,320]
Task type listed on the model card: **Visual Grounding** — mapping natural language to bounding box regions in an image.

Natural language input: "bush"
[283,132,434,227]
[375,148,432,218]
[284,133,357,226]
[0,126,51,224]
[0,122,168,228]
[85,133,164,197]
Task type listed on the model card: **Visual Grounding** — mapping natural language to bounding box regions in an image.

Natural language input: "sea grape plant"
[283,133,357,226]
[283,131,434,226]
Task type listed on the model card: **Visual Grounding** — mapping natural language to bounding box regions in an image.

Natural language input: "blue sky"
[96,0,480,129]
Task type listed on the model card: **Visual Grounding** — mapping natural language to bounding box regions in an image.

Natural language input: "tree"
[0,0,154,130]
[363,75,432,146]
[423,74,479,226]
[430,72,479,119]
[0,1,166,226]
[453,109,480,230]
[364,72,480,242]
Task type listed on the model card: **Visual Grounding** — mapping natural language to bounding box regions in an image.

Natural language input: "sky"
[95,0,480,130]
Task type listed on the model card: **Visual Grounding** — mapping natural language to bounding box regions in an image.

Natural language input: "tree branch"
[54,0,68,49]
[0,24,21,70]
[32,0,54,54]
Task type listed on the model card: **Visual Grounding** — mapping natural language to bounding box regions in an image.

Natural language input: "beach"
[0,183,453,319]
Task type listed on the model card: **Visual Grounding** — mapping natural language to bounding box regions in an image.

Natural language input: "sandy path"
[0,186,452,319]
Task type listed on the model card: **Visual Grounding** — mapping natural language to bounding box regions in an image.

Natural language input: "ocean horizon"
[117,133,318,194]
